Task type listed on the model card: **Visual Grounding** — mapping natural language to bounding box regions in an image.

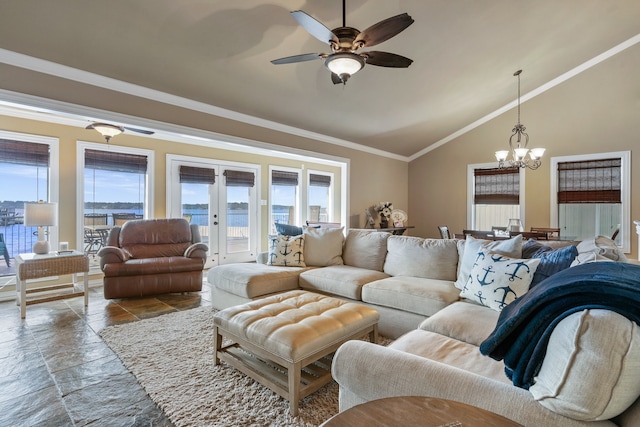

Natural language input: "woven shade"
[224,170,255,187]
[558,158,621,203]
[85,149,147,174]
[309,174,331,187]
[474,167,520,205]
[179,166,215,184]
[0,139,49,167]
[272,170,298,186]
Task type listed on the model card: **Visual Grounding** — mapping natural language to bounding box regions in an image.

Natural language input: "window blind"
[0,139,49,167]
[224,170,255,187]
[474,167,520,205]
[272,170,298,186]
[309,173,331,187]
[557,158,621,203]
[179,166,215,184]
[85,149,147,174]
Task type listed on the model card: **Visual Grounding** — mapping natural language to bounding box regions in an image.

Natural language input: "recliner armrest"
[97,246,130,270]
[185,242,208,260]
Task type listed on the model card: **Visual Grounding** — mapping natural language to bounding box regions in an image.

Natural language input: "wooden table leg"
[213,326,221,365]
[288,360,301,416]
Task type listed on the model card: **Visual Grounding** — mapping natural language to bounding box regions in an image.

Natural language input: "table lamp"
[24,201,58,254]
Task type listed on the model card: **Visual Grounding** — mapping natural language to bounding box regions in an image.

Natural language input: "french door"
[167,156,259,268]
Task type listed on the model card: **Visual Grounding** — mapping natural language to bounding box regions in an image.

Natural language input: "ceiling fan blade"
[290,10,339,45]
[354,13,414,48]
[363,51,413,68]
[124,126,154,135]
[331,73,343,85]
[271,53,324,65]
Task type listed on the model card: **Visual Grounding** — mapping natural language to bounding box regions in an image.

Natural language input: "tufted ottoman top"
[213,290,379,363]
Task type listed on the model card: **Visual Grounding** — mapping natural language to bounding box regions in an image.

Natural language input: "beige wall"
[408,43,640,259]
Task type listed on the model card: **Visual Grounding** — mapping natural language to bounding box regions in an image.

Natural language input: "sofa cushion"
[303,226,344,267]
[208,263,309,299]
[454,235,523,290]
[570,235,629,266]
[383,236,458,281]
[101,256,204,277]
[460,250,539,311]
[530,309,640,421]
[389,329,510,384]
[299,265,389,300]
[267,234,305,267]
[522,239,578,287]
[419,301,499,346]
[342,230,390,271]
[362,276,460,317]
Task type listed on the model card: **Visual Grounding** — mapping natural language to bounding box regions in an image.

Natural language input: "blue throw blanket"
[479,261,640,389]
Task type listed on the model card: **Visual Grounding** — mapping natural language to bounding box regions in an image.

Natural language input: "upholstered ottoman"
[213,290,379,416]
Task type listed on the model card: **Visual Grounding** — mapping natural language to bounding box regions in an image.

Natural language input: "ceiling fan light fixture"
[325,53,365,79]
[86,122,125,143]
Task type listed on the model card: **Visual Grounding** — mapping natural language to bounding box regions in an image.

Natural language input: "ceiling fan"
[86,122,155,143]
[271,0,414,84]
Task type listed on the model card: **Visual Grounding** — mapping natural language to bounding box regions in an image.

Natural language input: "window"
[84,148,149,223]
[552,151,630,251]
[77,142,154,259]
[307,172,333,222]
[223,169,255,254]
[468,163,524,230]
[0,133,59,266]
[270,168,300,233]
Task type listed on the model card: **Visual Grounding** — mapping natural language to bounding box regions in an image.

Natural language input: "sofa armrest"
[97,246,129,269]
[332,341,602,427]
[185,242,208,260]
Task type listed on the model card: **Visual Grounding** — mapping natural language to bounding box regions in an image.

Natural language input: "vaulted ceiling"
[1,1,639,160]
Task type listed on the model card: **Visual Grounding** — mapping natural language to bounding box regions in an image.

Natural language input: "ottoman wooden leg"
[369,324,379,344]
[288,361,301,416]
[213,326,222,365]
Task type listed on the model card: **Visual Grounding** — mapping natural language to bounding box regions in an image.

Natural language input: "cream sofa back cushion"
[530,309,640,421]
[303,227,344,267]
[384,236,458,280]
[342,230,390,271]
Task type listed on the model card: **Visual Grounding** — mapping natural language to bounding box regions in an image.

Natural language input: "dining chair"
[529,227,560,240]
[437,226,451,239]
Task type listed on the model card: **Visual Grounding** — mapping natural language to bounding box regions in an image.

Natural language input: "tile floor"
[0,279,212,426]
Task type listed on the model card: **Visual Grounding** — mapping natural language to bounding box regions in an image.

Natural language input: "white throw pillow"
[460,249,539,311]
[570,235,629,267]
[530,309,640,421]
[454,234,523,290]
[303,227,344,267]
[267,234,305,267]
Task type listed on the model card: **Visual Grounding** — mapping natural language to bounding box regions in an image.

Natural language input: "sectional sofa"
[207,228,640,426]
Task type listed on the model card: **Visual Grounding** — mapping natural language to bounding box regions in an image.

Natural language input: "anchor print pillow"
[267,234,306,267]
[460,249,540,311]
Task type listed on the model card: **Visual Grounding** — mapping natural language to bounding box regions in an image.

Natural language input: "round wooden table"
[322,396,523,426]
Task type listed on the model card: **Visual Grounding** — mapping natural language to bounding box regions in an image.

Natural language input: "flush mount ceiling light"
[86,122,155,143]
[495,70,545,170]
[86,122,124,143]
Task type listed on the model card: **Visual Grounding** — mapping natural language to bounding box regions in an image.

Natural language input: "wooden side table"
[322,396,523,427]
[15,251,90,318]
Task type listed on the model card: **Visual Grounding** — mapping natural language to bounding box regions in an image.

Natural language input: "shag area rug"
[99,306,385,427]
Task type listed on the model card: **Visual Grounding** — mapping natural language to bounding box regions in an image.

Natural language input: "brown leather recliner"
[98,218,208,299]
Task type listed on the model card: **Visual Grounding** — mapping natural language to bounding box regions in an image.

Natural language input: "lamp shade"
[24,202,58,227]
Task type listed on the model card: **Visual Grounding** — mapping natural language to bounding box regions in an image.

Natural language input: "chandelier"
[495,70,545,169]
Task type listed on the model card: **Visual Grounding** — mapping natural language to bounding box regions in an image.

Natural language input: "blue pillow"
[274,223,303,236]
[522,240,578,287]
